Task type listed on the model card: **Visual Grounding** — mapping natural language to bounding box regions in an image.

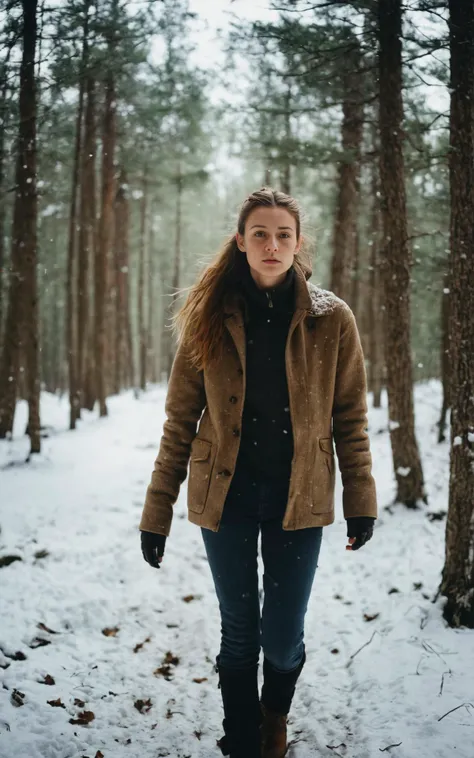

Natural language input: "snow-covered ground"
[0,381,472,758]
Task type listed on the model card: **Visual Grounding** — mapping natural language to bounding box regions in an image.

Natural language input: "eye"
[254,231,265,237]
[279,233,291,239]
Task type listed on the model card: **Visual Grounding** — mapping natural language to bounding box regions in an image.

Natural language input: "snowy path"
[0,383,473,758]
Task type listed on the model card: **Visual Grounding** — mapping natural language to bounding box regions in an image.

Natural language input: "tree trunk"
[367,130,384,409]
[330,44,364,304]
[114,170,132,390]
[167,167,183,377]
[138,169,148,391]
[437,274,450,443]
[440,0,474,628]
[67,3,89,430]
[281,79,291,195]
[0,0,39,450]
[0,62,10,347]
[95,69,116,416]
[78,73,95,411]
[147,210,156,384]
[377,0,425,506]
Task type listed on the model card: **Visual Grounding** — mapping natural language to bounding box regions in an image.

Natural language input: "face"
[236,206,302,289]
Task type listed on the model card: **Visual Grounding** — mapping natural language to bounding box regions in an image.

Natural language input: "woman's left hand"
[345,516,375,551]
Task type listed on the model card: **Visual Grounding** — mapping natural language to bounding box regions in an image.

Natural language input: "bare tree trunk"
[95,69,116,416]
[281,79,291,195]
[367,132,384,409]
[167,167,183,377]
[330,44,364,304]
[437,274,450,443]
[147,210,156,383]
[0,60,11,346]
[138,169,148,391]
[78,73,95,411]
[67,3,89,430]
[377,0,425,506]
[0,0,39,450]
[114,170,132,391]
[440,0,474,628]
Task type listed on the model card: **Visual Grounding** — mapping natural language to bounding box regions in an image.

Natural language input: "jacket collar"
[223,263,341,318]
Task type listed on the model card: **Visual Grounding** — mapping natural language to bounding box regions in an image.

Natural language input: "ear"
[235,232,246,252]
[294,235,303,255]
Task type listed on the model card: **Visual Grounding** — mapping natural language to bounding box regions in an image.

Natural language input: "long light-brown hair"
[172,187,312,371]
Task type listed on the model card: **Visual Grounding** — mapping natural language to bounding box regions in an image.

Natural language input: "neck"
[249,266,290,290]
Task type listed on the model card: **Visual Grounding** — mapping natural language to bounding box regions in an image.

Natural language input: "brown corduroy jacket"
[139,264,377,537]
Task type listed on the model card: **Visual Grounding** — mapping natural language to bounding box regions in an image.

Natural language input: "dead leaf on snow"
[182,595,195,603]
[29,637,51,649]
[47,698,66,708]
[163,651,179,666]
[192,677,208,684]
[11,689,25,707]
[69,710,95,725]
[133,636,151,653]
[34,550,49,560]
[37,622,58,634]
[363,613,380,622]
[74,698,86,707]
[134,698,152,714]
[154,664,173,680]
[38,674,55,685]
[102,626,119,637]
[0,555,22,568]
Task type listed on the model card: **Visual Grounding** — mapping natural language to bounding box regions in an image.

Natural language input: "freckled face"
[236,207,302,289]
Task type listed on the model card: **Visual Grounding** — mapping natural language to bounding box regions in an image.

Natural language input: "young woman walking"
[139,188,377,758]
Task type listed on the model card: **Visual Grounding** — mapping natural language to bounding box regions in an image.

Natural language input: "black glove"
[140,530,167,569]
[346,516,375,551]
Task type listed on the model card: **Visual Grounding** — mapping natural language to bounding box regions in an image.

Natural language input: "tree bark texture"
[330,44,364,305]
[437,274,450,443]
[0,0,40,451]
[377,0,425,505]
[368,157,384,409]
[114,171,132,390]
[78,74,96,408]
[440,0,474,628]
[138,170,148,391]
[95,70,116,416]
[67,4,89,430]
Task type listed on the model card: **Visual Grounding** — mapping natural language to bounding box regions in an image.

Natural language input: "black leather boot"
[260,650,306,758]
[215,655,262,758]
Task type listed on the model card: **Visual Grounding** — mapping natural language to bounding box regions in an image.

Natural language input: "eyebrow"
[250,224,294,230]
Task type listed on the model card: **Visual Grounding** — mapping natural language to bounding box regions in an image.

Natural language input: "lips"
[263,259,280,263]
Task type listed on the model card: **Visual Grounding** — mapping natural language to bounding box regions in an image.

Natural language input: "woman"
[139,187,377,758]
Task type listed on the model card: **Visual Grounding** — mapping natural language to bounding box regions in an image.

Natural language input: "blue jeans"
[201,466,323,672]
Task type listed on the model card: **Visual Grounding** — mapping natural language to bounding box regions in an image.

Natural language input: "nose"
[264,236,278,254]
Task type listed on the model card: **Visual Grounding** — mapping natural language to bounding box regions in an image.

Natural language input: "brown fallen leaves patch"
[69,710,95,726]
[154,651,180,680]
[134,698,152,714]
[38,674,55,685]
[47,698,66,708]
[133,636,151,653]
[0,648,26,661]
[102,626,119,637]
[363,613,380,623]
[192,677,208,684]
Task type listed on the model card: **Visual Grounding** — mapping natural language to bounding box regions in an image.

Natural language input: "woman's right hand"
[140,530,167,569]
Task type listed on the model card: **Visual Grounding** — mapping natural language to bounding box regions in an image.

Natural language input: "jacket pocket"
[311,437,335,515]
[188,438,214,514]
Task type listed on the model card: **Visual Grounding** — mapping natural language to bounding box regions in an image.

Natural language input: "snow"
[0,381,473,758]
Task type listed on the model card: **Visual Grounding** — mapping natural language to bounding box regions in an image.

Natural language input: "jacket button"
[229,396,237,404]
[218,469,232,477]
[232,428,240,437]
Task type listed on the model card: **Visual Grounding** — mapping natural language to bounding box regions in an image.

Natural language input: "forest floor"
[0,381,473,758]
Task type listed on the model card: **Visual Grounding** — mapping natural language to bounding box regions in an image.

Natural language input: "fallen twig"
[379,742,402,752]
[438,703,474,722]
[346,630,378,666]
